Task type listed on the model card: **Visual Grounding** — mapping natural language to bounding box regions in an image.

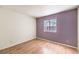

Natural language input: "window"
[44,19,57,32]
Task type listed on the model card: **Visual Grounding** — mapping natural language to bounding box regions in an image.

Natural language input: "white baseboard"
[36,37,77,49]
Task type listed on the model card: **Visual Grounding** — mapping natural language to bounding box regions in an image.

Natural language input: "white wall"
[0,8,36,50]
[78,7,79,50]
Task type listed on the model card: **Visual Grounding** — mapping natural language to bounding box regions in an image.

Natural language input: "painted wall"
[36,9,77,47]
[0,8,36,49]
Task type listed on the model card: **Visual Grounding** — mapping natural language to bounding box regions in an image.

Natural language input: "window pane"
[44,18,57,32]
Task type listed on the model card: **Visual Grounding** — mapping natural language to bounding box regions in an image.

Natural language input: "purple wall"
[36,9,77,47]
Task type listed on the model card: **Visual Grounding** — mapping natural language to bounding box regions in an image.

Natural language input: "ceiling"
[1,5,78,17]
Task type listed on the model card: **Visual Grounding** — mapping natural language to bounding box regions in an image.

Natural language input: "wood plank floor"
[0,39,78,54]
